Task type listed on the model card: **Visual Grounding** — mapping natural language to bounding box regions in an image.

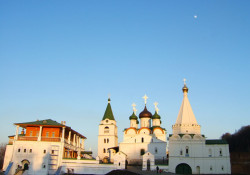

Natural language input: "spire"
[102,98,115,120]
[175,80,198,125]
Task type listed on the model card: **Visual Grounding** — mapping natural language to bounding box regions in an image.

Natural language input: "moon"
[194,15,198,19]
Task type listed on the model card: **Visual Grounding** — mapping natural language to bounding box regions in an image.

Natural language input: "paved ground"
[127,166,176,175]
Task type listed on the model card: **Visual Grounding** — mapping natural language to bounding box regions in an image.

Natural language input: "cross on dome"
[154,102,159,114]
[183,78,187,85]
[142,95,148,105]
[132,103,137,115]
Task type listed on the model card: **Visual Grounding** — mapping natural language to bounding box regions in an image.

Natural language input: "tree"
[221,125,250,152]
[0,143,6,170]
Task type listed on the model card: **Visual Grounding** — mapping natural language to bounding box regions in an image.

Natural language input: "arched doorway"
[103,156,109,163]
[175,163,192,174]
[147,159,150,171]
[21,159,30,171]
[196,166,200,174]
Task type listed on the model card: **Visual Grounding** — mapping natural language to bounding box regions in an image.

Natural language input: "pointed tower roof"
[102,98,115,120]
[175,83,198,125]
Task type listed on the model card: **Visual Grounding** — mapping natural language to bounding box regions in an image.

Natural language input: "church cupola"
[152,102,161,127]
[172,79,201,135]
[129,103,139,128]
[139,95,152,128]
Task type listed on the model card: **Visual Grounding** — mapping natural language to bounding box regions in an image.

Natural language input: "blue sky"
[0,1,250,156]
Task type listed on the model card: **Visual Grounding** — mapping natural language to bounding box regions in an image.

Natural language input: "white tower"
[98,98,118,163]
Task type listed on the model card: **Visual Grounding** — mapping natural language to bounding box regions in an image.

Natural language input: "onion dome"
[152,111,161,119]
[129,112,138,120]
[182,84,188,93]
[139,106,152,118]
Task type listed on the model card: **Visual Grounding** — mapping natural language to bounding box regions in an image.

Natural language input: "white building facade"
[168,82,231,174]
[119,96,167,165]
[3,119,86,175]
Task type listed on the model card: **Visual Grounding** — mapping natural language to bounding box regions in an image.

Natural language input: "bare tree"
[0,143,6,170]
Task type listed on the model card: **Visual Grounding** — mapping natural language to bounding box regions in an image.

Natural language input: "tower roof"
[139,106,152,118]
[102,98,115,121]
[175,84,198,125]
[129,112,138,120]
[152,111,161,119]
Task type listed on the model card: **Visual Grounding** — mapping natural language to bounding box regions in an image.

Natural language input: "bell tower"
[98,98,118,162]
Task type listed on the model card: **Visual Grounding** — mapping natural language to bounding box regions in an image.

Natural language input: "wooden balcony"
[41,137,61,142]
[18,136,38,141]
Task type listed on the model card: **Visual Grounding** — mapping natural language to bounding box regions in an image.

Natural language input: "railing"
[41,137,61,142]
[18,136,38,141]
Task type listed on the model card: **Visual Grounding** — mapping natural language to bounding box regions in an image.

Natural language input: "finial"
[108,94,111,103]
[182,78,189,93]
[142,94,148,105]
[132,103,137,115]
[154,102,159,114]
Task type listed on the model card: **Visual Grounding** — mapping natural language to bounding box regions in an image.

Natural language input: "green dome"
[129,112,138,120]
[152,111,161,119]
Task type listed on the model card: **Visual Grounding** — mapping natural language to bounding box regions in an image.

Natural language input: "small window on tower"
[141,137,144,143]
[106,120,108,123]
[44,150,46,154]
[18,148,21,152]
[24,149,26,153]
[103,148,106,153]
[107,139,109,143]
[104,139,106,143]
[30,149,32,153]
[104,127,109,133]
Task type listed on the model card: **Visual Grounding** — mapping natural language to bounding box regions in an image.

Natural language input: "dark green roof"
[15,119,64,126]
[102,99,115,120]
[206,139,228,145]
[152,111,161,119]
[129,112,138,120]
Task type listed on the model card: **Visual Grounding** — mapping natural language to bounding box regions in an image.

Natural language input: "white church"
[3,80,231,174]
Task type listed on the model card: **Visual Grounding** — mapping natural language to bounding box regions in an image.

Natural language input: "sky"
[0,0,250,156]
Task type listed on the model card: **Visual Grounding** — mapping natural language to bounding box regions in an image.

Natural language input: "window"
[18,148,21,152]
[36,131,39,136]
[135,139,136,143]
[44,150,46,154]
[140,149,145,156]
[52,132,55,138]
[42,164,46,168]
[155,147,158,154]
[141,137,144,143]
[30,131,33,136]
[180,150,183,155]
[210,166,213,171]
[51,150,54,154]
[185,146,189,156]
[104,139,106,143]
[104,127,109,133]
[103,148,106,153]
[46,132,49,137]
[107,139,109,143]
[209,149,212,157]
[24,149,26,153]
[106,120,108,123]
[29,149,32,153]
[221,166,224,171]
[219,148,222,156]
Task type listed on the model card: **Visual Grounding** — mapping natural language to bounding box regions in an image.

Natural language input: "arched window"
[155,147,158,153]
[107,138,109,143]
[140,149,145,155]
[141,137,144,143]
[104,139,106,143]
[180,150,183,155]
[219,148,222,156]
[103,148,106,153]
[104,127,109,133]
[185,146,189,156]
[221,166,224,171]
